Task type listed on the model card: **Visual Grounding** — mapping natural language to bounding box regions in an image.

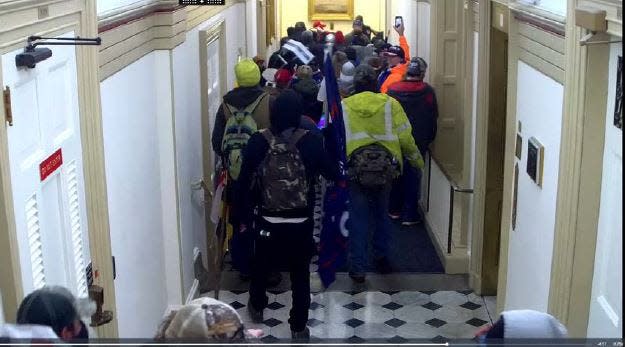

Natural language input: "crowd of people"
[209,16,439,339]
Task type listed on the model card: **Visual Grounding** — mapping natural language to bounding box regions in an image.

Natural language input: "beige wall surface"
[278,0,385,37]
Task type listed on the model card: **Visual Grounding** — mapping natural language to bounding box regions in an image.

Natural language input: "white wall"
[388,0,418,55]
[171,2,248,298]
[423,159,452,248]
[0,289,5,324]
[416,2,431,82]
[504,61,564,312]
[97,0,156,16]
[246,0,258,57]
[101,52,169,338]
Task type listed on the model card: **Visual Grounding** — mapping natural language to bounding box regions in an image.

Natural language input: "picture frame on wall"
[308,0,354,21]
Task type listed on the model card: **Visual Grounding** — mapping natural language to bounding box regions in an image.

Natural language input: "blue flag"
[318,52,350,288]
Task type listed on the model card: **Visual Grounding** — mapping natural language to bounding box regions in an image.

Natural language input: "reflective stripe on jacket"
[342,91,424,171]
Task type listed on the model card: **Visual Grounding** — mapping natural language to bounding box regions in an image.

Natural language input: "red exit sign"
[40,148,63,181]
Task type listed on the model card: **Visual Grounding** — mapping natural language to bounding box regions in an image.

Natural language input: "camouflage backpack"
[258,129,309,212]
[348,144,400,188]
[221,94,265,180]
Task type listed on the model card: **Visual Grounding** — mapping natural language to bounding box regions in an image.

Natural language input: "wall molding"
[97,0,244,81]
[511,5,566,83]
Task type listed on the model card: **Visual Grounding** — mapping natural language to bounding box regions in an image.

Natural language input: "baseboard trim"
[185,279,200,304]
[422,214,469,274]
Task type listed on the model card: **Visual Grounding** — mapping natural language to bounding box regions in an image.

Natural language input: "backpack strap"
[288,129,308,150]
[260,129,274,145]
[224,92,267,120]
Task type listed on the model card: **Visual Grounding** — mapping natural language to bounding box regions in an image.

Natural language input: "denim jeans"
[389,160,423,220]
[347,182,392,275]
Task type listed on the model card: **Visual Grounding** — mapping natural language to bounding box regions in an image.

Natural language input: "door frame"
[548,0,622,336]
[199,19,227,290]
[0,0,118,337]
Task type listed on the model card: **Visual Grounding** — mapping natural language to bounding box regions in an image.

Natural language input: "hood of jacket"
[388,80,431,98]
[223,86,266,109]
[343,91,389,119]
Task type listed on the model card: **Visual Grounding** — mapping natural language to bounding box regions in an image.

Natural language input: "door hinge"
[3,86,12,126]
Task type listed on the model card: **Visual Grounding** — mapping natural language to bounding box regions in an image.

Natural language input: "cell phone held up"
[395,16,403,28]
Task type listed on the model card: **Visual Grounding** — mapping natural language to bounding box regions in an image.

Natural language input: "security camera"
[15,47,52,69]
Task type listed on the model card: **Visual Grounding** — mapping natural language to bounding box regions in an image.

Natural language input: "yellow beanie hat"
[235,59,261,87]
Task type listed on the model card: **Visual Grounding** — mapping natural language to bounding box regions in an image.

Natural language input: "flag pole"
[323,33,335,125]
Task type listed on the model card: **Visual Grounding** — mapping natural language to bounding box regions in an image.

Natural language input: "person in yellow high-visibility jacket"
[341,64,423,283]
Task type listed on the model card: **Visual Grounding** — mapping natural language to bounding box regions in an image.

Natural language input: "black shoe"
[291,327,310,341]
[267,271,283,288]
[349,272,366,283]
[247,300,264,324]
[375,257,393,274]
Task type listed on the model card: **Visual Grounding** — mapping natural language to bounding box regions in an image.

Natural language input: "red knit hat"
[274,68,293,88]
[334,31,345,45]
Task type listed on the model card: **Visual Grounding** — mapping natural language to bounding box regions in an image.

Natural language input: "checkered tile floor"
[209,290,497,342]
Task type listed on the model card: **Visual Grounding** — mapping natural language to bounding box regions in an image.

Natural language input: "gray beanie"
[353,64,376,86]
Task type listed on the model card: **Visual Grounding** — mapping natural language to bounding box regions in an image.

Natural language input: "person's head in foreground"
[353,64,378,94]
[406,57,428,81]
[475,310,568,342]
[15,286,87,341]
[155,297,261,342]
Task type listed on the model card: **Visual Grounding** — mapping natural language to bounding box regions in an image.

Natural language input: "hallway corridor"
[0,0,623,343]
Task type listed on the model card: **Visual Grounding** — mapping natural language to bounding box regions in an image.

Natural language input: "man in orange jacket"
[378,23,411,94]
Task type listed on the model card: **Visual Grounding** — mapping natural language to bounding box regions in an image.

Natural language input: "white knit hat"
[502,310,568,339]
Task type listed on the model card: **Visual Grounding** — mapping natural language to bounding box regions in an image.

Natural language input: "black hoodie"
[212,86,270,156]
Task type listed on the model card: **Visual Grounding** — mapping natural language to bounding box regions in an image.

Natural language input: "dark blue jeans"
[389,160,422,220]
[348,182,392,275]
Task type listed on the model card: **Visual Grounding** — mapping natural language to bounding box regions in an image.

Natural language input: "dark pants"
[389,160,421,220]
[231,230,254,275]
[348,182,392,275]
[249,218,313,332]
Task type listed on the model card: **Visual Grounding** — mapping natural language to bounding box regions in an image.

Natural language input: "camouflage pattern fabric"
[259,129,309,212]
[156,297,245,342]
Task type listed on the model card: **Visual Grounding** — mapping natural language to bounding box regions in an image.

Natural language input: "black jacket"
[212,86,270,156]
[234,128,339,226]
[387,80,439,152]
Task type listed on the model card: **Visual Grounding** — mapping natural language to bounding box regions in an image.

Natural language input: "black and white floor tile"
[210,290,497,342]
